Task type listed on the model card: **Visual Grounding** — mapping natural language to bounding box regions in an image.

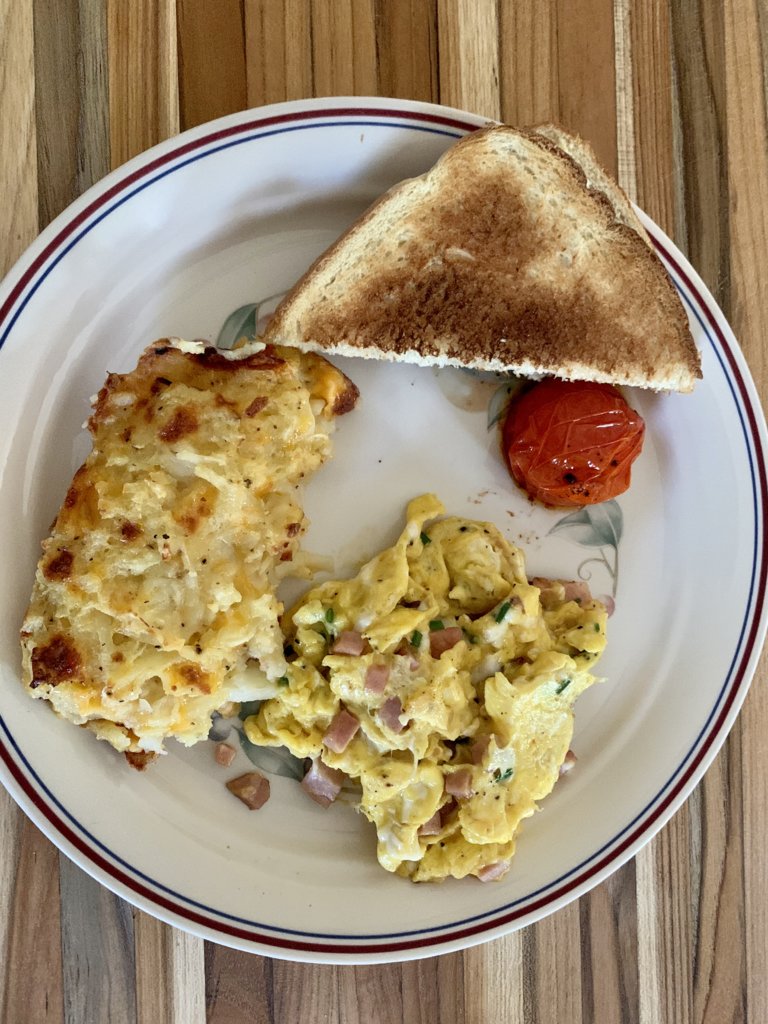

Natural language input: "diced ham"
[531,576,592,607]
[470,735,491,765]
[444,767,473,799]
[331,630,369,656]
[226,771,270,810]
[394,638,419,670]
[378,696,405,733]
[365,663,390,694]
[476,861,510,882]
[418,810,442,837]
[559,749,577,776]
[214,742,236,767]
[429,626,463,659]
[562,580,592,604]
[301,758,346,808]
[529,576,550,591]
[440,798,458,824]
[419,797,460,837]
[323,708,360,753]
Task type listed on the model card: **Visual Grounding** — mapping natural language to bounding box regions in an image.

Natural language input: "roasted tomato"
[502,379,645,506]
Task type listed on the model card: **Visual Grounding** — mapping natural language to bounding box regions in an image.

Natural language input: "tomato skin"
[502,379,645,506]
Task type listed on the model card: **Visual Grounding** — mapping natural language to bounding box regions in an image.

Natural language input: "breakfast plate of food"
[0,97,765,962]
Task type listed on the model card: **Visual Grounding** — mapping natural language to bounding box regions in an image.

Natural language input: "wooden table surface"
[2,2,767,1022]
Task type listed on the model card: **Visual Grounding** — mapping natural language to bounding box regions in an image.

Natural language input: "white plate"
[0,98,765,964]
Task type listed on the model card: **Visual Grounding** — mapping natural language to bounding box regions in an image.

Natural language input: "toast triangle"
[264,124,701,392]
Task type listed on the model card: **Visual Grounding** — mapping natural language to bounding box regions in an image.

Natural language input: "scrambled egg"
[20,339,357,760]
[246,494,606,882]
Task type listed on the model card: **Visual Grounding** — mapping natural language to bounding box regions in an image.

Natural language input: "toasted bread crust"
[265,124,701,392]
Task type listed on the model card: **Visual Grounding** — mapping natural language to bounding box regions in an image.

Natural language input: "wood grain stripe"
[724,7,768,1010]
[244,0,313,106]
[273,962,340,1021]
[580,865,640,1023]
[463,933,525,1023]
[338,964,405,1023]
[310,0,378,96]
[669,1,729,303]
[33,0,110,226]
[612,0,637,201]
[634,844,663,1024]
[437,0,501,120]
[107,0,180,167]
[637,810,696,1024]
[177,0,247,130]
[0,817,64,1024]
[402,952,465,1024]
[135,913,205,1024]
[0,4,55,1021]
[498,0,557,126]
[555,0,618,176]
[59,856,136,1024]
[0,0,38,276]
[522,902,582,1024]
[205,944,272,1024]
[694,738,746,1023]
[626,0,675,233]
[374,0,439,103]
[0,791,23,1020]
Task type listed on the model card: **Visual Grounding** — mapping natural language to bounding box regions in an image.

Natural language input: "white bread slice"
[264,124,701,392]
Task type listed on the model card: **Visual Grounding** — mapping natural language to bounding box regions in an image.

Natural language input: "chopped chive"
[593,622,600,632]
[420,531,432,546]
[429,619,444,631]
[495,601,512,623]
[410,630,423,649]
[325,607,335,623]
[555,678,571,695]
[277,676,289,687]
[493,767,513,783]
[462,628,478,645]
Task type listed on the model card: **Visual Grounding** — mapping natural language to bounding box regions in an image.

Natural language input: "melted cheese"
[20,339,357,754]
